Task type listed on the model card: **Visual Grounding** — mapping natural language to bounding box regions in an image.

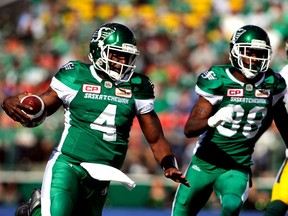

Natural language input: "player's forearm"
[40,87,62,116]
[184,97,212,137]
[149,139,174,165]
[184,119,209,137]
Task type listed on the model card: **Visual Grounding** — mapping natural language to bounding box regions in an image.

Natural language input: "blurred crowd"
[0,0,288,210]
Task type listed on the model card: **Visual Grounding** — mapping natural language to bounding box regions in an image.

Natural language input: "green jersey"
[194,65,286,170]
[50,61,155,169]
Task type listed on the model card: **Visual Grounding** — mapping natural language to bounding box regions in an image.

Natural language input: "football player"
[1,23,189,216]
[171,25,288,216]
[264,42,288,216]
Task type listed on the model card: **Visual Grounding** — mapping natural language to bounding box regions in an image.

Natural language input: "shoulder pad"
[54,61,85,88]
[264,69,286,95]
[59,60,87,72]
[196,66,225,95]
[129,73,155,99]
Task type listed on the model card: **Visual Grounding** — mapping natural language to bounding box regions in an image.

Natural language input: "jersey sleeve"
[53,61,80,90]
[130,73,155,114]
[272,71,287,106]
[50,61,80,104]
[130,73,155,99]
[196,67,224,105]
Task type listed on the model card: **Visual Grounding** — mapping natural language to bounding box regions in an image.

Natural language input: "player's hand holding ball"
[20,95,47,127]
[1,92,47,128]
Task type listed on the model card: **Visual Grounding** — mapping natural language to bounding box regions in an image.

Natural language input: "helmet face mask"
[89,23,140,82]
[229,25,272,79]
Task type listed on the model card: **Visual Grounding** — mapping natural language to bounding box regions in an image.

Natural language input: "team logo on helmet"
[91,27,115,43]
[231,28,246,44]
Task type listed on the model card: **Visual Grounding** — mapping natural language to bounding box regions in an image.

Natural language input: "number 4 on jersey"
[90,104,117,141]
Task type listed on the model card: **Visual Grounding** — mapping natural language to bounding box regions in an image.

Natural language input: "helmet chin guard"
[241,69,258,79]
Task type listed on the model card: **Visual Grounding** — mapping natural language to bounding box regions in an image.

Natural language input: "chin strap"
[241,69,257,79]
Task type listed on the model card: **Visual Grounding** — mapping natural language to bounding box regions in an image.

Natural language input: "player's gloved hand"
[207,106,234,128]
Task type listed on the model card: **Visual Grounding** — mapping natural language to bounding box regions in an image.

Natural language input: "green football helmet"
[229,25,272,79]
[88,23,140,82]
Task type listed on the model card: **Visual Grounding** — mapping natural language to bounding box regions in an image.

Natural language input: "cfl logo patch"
[227,89,243,97]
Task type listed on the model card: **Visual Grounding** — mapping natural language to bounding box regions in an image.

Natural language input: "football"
[20,95,47,127]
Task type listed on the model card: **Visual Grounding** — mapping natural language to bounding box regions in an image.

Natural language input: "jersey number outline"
[217,105,267,138]
[90,104,117,141]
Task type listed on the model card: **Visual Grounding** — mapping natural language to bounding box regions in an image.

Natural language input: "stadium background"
[0,0,288,215]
